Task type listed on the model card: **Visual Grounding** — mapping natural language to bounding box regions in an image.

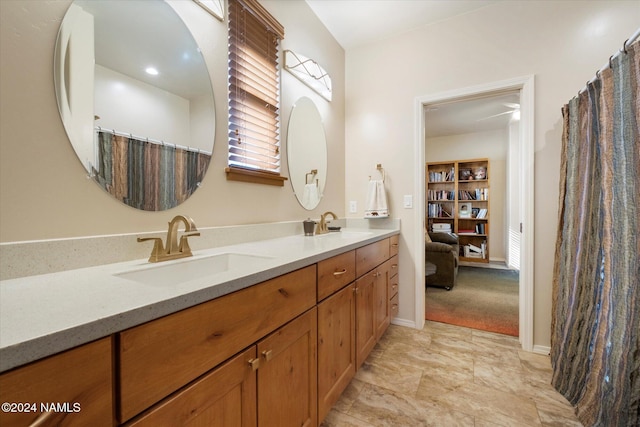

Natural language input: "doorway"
[424,91,521,336]
[412,76,535,351]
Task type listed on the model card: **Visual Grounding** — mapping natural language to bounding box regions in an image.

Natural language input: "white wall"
[426,129,508,262]
[0,0,345,242]
[94,65,192,149]
[344,1,639,348]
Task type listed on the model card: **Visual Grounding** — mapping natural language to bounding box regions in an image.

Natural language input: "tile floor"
[320,321,583,427]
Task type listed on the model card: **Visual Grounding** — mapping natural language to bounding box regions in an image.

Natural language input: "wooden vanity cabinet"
[127,308,318,427]
[118,265,316,423]
[0,337,113,427]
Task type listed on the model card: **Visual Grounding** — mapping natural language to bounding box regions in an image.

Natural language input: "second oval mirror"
[54,0,216,211]
[287,97,327,210]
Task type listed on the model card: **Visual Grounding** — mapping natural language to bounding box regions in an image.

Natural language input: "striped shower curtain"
[95,132,210,211]
[551,41,639,426]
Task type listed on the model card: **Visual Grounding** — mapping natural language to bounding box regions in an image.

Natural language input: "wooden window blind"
[226,0,287,186]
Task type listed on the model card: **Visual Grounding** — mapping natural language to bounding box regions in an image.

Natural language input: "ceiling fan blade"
[477,110,515,121]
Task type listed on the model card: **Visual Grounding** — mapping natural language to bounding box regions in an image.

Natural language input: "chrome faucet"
[138,215,201,262]
[316,211,338,235]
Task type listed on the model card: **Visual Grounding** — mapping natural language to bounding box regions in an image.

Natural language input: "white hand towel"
[302,183,320,208]
[365,179,389,218]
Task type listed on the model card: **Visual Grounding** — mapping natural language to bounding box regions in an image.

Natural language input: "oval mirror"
[54,0,215,211]
[287,97,327,210]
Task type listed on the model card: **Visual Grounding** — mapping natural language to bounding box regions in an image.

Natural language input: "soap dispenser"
[303,218,316,236]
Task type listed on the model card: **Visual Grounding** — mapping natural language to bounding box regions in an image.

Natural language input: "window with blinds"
[226,0,287,186]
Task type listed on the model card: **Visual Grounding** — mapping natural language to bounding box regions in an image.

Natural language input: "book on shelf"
[458,188,489,201]
[428,167,455,182]
[458,229,476,235]
[476,208,488,219]
[432,223,452,232]
[428,203,452,218]
[427,189,455,200]
[463,241,487,259]
[475,223,486,234]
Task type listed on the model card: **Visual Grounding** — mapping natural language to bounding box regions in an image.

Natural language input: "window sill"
[225,167,288,186]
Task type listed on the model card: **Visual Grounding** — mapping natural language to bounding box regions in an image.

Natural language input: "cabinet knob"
[248,358,260,371]
[333,269,347,277]
[392,264,398,269]
[262,349,274,361]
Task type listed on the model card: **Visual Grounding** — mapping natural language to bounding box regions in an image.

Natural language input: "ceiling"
[424,91,521,138]
[305,0,496,50]
[305,0,517,137]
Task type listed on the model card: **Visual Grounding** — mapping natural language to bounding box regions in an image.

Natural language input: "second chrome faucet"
[138,215,201,262]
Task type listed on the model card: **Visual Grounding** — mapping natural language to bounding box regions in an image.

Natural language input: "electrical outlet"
[349,201,357,213]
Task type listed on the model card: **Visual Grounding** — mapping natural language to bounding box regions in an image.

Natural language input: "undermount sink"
[115,253,274,287]
[316,231,373,238]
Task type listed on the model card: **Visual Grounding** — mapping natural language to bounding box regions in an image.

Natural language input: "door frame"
[413,75,535,351]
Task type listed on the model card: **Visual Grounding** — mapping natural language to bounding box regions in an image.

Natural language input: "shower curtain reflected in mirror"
[551,40,639,427]
[95,132,210,211]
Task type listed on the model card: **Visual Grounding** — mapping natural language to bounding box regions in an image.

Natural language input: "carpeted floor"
[425,266,519,336]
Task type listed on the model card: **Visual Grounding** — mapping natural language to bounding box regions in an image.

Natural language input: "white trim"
[391,318,416,328]
[414,75,535,351]
[533,345,550,355]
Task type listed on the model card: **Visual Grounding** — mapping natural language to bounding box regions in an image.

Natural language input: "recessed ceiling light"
[145,67,159,75]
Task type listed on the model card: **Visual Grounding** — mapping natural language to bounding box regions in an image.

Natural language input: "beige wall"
[0,0,345,242]
[426,129,508,262]
[344,1,639,347]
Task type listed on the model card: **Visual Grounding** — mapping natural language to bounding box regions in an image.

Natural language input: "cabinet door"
[0,337,113,427]
[257,308,317,427]
[317,284,356,423]
[127,347,257,427]
[374,262,391,341]
[355,272,376,368]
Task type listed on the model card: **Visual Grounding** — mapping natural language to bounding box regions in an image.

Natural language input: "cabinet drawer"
[355,239,389,277]
[118,265,317,422]
[389,234,399,257]
[0,337,113,427]
[317,250,356,301]
[390,293,399,318]
[388,255,398,279]
[389,269,399,299]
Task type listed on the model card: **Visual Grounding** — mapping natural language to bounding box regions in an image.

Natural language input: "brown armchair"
[425,232,459,290]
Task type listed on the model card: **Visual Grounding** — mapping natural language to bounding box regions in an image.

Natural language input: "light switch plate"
[403,195,413,209]
[349,201,357,213]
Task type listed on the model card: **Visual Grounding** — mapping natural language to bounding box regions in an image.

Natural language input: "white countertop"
[0,227,398,372]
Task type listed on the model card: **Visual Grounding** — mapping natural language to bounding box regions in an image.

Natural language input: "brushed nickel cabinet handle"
[391,243,399,247]
[333,269,347,276]
[262,349,273,361]
[392,264,398,269]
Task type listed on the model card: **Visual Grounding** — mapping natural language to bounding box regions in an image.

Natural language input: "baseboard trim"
[391,317,415,329]
[532,345,550,355]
